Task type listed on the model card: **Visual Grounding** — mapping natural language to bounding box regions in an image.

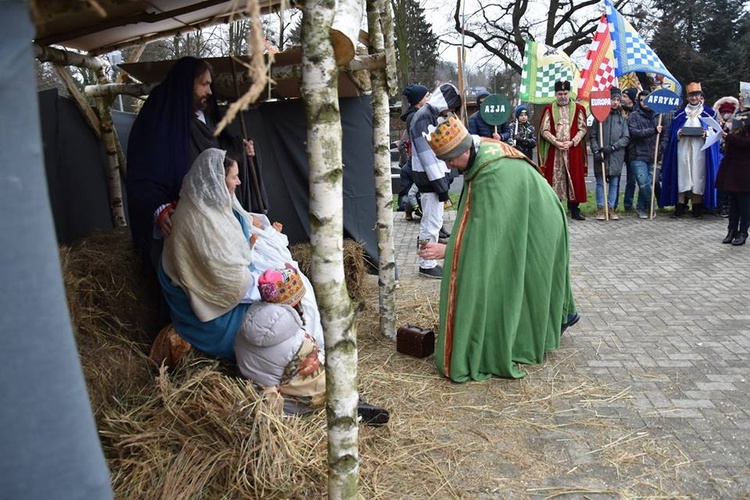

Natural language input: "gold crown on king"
[424,115,468,157]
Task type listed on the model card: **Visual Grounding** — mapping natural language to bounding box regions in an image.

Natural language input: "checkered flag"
[604,0,682,95]
[578,15,616,101]
[520,40,580,104]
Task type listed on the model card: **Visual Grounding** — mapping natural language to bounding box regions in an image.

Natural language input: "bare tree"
[451,0,605,75]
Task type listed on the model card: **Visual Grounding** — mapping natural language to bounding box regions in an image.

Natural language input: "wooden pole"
[368,0,397,340]
[649,114,663,220]
[229,56,265,213]
[456,47,467,123]
[52,65,101,139]
[600,121,609,221]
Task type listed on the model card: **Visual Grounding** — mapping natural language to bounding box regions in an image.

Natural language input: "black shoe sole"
[561,313,580,335]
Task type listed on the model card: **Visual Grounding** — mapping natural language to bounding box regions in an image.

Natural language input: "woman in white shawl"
[158,148,324,360]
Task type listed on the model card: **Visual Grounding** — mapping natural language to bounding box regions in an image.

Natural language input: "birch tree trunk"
[301,0,359,497]
[93,59,127,228]
[96,97,127,227]
[367,0,397,340]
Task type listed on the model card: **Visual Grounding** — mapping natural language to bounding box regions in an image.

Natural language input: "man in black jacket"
[626,91,666,219]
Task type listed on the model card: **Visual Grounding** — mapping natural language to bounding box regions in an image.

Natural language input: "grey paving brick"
[391,208,750,492]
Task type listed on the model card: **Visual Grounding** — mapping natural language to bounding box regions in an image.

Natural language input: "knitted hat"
[424,115,473,161]
[258,264,306,306]
[622,88,638,103]
[554,80,571,92]
[686,82,703,95]
[403,84,429,106]
[610,87,622,100]
[476,91,490,107]
[515,104,529,118]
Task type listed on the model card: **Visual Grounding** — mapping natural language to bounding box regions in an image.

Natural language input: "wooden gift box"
[396,325,435,358]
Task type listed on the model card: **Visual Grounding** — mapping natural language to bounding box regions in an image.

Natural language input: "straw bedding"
[61,229,704,498]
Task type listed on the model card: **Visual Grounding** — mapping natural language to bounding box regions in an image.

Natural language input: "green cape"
[437,141,577,381]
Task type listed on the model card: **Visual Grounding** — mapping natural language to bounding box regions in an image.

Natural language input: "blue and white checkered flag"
[604,0,682,95]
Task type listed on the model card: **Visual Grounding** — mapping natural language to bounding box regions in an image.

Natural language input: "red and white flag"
[578,15,617,101]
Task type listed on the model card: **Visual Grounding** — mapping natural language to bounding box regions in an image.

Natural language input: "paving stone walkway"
[392,209,750,496]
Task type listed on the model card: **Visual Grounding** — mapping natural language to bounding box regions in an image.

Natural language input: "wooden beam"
[83,54,385,98]
[34,43,103,71]
[84,82,155,98]
[52,65,101,139]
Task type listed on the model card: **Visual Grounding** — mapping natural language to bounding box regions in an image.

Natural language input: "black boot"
[692,202,703,218]
[357,398,390,426]
[722,230,737,244]
[569,204,585,221]
[731,232,748,246]
[672,203,687,218]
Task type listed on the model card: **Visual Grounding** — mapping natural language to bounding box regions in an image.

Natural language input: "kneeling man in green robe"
[418,115,579,381]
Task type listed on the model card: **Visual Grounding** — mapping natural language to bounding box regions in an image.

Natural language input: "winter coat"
[627,107,668,163]
[716,112,750,193]
[409,83,462,200]
[508,120,537,160]
[234,302,307,387]
[590,111,630,177]
[468,112,511,141]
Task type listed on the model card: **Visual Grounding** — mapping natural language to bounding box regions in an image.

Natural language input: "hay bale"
[290,239,368,303]
[102,359,328,499]
[60,228,155,414]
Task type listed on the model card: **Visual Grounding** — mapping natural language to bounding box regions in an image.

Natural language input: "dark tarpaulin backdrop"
[248,95,378,267]
[41,91,379,266]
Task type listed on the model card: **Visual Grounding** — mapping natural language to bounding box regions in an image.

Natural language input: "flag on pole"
[604,0,682,95]
[519,40,580,104]
[578,15,617,101]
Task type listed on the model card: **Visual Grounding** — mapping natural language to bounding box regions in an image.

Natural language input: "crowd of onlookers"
[397,80,750,262]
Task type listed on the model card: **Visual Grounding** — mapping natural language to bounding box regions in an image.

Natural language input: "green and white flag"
[519,40,580,104]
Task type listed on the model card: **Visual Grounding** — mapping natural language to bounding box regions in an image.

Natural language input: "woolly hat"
[258,264,306,306]
[622,88,638,103]
[554,80,571,92]
[610,87,622,100]
[424,114,473,161]
[515,104,529,118]
[475,91,490,107]
[403,84,429,106]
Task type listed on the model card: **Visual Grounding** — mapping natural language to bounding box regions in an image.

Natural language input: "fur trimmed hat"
[258,264,306,306]
[713,96,739,117]
[403,84,429,106]
[424,114,473,161]
[554,80,571,92]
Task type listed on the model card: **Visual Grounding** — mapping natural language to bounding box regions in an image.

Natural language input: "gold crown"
[424,115,470,159]
[686,82,702,95]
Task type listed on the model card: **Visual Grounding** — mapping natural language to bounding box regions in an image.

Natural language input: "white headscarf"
[163,148,253,315]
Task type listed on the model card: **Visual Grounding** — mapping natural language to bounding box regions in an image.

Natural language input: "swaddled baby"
[234,264,325,410]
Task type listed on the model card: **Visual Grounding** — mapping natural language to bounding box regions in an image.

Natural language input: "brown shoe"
[596,207,606,221]
[609,208,619,220]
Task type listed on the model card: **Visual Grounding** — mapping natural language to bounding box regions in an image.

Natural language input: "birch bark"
[301,0,360,497]
[367,0,397,339]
